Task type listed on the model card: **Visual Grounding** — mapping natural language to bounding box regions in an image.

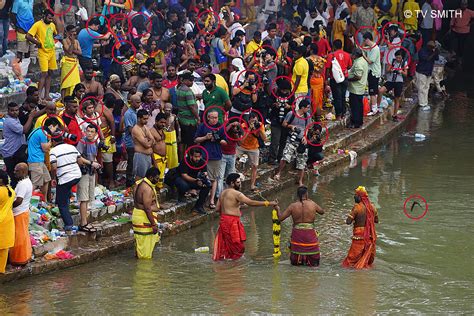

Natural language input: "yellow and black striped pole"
[272,208,281,258]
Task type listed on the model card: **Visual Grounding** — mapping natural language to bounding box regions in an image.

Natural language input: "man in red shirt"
[61,96,81,146]
[325,40,353,120]
[162,64,179,89]
[313,31,332,57]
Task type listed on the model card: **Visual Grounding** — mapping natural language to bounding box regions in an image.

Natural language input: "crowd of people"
[0,0,472,270]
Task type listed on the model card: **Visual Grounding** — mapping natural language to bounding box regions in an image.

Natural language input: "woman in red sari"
[342,186,379,269]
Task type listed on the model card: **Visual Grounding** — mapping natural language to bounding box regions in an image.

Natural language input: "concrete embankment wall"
[0,84,417,283]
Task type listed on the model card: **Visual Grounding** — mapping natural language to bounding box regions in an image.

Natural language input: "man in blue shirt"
[11,0,35,61]
[2,102,40,187]
[124,94,141,187]
[27,117,60,202]
[194,110,227,209]
[77,17,111,71]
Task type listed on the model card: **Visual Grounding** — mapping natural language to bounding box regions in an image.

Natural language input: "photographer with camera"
[195,110,228,209]
[26,117,59,202]
[236,112,266,191]
[377,49,407,122]
[273,99,312,187]
[218,120,243,195]
[76,124,102,233]
[268,80,294,165]
[174,148,212,215]
[61,96,82,146]
[229,72,258,119]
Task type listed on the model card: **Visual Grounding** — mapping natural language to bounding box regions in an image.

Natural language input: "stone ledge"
[0,86,417,283]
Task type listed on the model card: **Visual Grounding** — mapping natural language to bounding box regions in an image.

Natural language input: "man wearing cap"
[176,71,200,160]
[347,48,368,129]
[415,41,439,111]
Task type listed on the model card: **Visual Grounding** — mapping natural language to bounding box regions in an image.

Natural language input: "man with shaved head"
[10,163,33,266]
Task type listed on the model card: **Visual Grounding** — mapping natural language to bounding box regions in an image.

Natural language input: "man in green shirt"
[202,73,231,123]
[176,71,200,160]
[362,32,381,116]
[348,48,368,129]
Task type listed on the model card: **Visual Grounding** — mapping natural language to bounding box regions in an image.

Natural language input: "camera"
[98,141,110,151]
[197,172,211,187]
[289,127,302,143]
[251,121,261,130]
[247,79,256,86]
[231,124,244,137]
[211,130,221,142]
[63,132,78,142]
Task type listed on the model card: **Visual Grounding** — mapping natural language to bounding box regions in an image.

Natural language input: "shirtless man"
[105,74,126,103]
[98,96,116,188]
[132,166,161,259]
[163,103,180,169]
[122,64,150,95]
[213,173,278,261]
[131,109,154,181]
[277,186,324,267]
[150,112,167,188]
[150,72,170,103]
[82,68,104,97]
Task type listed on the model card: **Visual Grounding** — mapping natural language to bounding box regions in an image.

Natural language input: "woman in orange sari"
[342,186,379,269]
[308,44,326,118]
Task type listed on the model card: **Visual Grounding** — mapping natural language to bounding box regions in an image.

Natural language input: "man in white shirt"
[10,162,33,266]
[335,0,350,20]
[303,8,327,29]
[50,136,84,232]
[419,0,434,47]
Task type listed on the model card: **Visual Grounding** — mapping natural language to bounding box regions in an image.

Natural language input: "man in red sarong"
[213,173,278,261]
[342,186,379,269]
[277,186,325,267]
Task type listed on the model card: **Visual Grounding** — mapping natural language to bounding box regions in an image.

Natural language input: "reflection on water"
[0,97,473,314]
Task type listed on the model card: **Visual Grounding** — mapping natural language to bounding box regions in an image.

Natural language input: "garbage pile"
[0,51,34,96]
[28,184,132,247]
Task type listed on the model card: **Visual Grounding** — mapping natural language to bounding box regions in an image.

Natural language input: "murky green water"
[1,95,473,314]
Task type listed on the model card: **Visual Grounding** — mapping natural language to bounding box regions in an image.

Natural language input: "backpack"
[232,91,253,112]
[331,56,345,83]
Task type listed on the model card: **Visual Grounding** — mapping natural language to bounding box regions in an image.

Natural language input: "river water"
[0,95,473,314]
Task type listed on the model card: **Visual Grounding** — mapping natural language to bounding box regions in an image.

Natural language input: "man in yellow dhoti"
[163,103,179,169]
[132,167,161,259]
[0,170,16,273]
[150,113,168,189]
[60,25,82,98]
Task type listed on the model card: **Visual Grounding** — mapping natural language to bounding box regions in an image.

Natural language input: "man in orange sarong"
[342,186,379,269]
[213,173,278,261]
[10,163,33,266]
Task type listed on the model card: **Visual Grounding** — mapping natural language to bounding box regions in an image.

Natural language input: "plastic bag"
[331,57,345,83]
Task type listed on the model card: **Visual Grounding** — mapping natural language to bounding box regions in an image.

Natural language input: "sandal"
[79,223,98,233]
[209,203,216,209]
[273,174,280,181]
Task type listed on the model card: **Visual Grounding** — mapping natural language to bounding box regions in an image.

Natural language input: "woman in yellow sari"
[0,170,16,273]
[149,39,166,75]
[308,44,326,119]
[60,25,82,99]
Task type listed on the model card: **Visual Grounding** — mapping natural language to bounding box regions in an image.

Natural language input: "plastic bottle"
[415,133,426,139]
[195,246,210,253]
